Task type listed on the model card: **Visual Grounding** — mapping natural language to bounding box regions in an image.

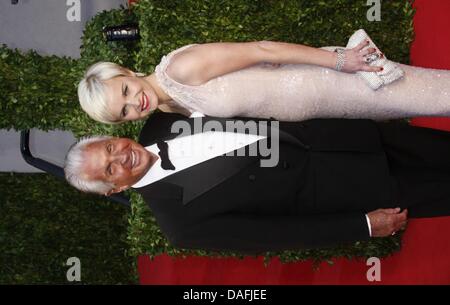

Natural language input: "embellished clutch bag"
[346,29,404,90]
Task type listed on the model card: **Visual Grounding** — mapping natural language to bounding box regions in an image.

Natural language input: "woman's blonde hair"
[78,62,141,124]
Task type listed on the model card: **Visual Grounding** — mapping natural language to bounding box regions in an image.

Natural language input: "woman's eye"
[124,85,128,96]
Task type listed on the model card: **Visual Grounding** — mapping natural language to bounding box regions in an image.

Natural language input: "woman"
[78,40,450,123]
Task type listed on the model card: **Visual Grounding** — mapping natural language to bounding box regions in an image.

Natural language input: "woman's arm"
[167,41,382,86]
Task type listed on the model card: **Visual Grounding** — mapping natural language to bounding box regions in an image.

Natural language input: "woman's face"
[103,75,159,122]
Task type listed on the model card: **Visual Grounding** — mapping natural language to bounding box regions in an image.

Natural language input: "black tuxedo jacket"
[135,112,393,254]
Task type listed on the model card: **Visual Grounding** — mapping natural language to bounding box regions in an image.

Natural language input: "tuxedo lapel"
[161,154,258,205]
[135,179,183,201]
[138,112,187,146]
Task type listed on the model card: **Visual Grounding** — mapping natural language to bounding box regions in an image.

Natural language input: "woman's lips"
[141,92,150,112]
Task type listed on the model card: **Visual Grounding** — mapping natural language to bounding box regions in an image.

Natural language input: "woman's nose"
[128,95,141,110]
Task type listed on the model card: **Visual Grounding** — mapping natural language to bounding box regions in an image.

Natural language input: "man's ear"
[105,185,130,196]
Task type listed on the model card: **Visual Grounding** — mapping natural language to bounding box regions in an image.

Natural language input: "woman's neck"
[144,73,172,105]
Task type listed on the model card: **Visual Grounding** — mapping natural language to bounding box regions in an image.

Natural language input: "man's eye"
[107,144,113,153]
[107,165,113,176]
[121,106,128,118]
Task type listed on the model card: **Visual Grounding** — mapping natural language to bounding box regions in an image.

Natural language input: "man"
[64,112,450,254]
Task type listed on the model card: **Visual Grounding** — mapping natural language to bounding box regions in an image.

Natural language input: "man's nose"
[110,150,129,165]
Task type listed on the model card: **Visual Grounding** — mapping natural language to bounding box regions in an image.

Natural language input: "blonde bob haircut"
[78,62,144,124]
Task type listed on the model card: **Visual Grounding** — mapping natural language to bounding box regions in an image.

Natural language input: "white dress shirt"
[132,111,266,188]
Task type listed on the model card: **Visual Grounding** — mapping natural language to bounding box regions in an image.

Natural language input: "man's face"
[82,137,157,194]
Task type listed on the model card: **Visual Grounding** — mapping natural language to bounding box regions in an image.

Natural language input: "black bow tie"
[157,140,176,170]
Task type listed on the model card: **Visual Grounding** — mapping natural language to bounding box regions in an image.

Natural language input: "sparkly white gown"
[154,44,450,121]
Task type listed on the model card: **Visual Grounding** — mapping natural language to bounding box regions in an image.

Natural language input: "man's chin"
[133,160,152,184]
[133,144,151,166]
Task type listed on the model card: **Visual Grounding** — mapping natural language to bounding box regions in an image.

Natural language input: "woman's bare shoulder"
[165,44,204,86]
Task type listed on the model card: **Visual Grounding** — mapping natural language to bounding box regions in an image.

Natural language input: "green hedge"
[0,0,415,280]
[133,0,415,74]
[0,173,136,284]
[0,46,79,131]
[0,6,142,138]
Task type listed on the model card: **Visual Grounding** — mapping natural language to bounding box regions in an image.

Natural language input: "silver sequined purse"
[346,29,404,90]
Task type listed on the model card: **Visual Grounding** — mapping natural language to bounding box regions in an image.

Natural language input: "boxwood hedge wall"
[0,173,136,284]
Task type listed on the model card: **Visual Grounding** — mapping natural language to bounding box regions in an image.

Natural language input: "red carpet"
[138,0,450,285]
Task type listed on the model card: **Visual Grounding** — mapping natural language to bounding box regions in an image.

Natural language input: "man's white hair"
[78,61,137,124]
[64,135,115,194]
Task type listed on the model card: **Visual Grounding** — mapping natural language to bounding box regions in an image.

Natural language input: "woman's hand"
[340,40,384,73]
